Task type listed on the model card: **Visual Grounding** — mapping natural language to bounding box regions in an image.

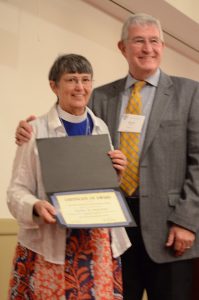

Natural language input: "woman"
[7,54,130,299]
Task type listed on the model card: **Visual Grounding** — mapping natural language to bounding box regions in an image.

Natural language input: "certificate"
[51,189,133,228]
[36,135,136,228]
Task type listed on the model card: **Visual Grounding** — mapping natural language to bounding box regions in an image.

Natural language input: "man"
[15,13,199,300]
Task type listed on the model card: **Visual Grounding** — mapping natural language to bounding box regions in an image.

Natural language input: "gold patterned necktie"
[120,81,145,196]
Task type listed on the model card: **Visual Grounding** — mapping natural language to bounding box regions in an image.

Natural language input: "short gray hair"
[48,54,93,83]
[120,13,164,42]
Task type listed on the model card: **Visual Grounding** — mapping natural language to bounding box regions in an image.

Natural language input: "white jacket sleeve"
[7,132,41,229]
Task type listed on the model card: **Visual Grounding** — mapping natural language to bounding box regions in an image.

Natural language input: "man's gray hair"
[120,13,164,42]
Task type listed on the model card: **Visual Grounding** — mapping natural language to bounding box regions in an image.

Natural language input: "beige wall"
[165,0,199,22]
[0,2,198,298]
[1,0,199,219]
[1,0,127,219]
[0,219,18,300]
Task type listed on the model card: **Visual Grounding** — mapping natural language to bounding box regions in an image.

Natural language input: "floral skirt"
[8,228,122,299]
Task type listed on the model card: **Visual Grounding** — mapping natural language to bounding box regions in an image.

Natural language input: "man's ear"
[118,40,126,56]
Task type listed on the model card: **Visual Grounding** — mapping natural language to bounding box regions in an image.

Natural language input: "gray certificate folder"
[36,134,134,228]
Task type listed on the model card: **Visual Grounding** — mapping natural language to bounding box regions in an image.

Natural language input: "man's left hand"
[166,224,195,257]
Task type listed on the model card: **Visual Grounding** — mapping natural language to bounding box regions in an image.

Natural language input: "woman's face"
[50,72,93,115]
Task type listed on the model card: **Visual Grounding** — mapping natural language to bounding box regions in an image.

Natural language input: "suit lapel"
[140,72,174,161]
[106,77,127,148]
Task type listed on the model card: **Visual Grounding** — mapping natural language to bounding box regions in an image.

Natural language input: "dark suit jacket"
[89,70,199,263]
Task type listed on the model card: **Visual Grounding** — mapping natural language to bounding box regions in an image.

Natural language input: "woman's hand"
[108,149,127,181]
[33,200,56,224]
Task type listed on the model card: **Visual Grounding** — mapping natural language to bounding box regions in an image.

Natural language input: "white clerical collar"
[57,104,87,123]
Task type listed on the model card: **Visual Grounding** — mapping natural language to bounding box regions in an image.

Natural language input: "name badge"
[118,114,145,133]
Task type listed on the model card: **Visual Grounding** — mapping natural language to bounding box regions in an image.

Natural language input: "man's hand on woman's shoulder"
[15,115,36,145]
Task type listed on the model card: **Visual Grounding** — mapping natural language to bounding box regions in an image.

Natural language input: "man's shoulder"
[170,75,198,84]
[161,71,198,87]
[157,71,199,96]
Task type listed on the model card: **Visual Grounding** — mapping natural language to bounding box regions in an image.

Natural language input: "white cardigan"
[7,104,131,264]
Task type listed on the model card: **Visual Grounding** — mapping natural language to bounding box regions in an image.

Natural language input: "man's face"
[118,24,165,79]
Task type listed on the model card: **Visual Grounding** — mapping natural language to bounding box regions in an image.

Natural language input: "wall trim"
[83,0,199,63]
[0,219,18,235]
